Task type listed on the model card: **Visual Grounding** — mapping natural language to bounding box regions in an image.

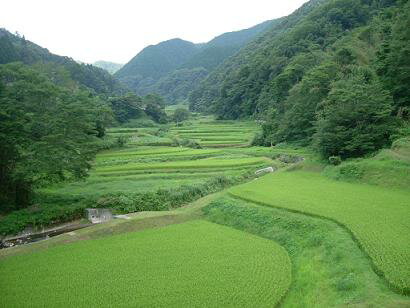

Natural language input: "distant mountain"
[93,60,123,74]
[115,20,274,103]
[115,39,199,91]
[0,29,126,96]
[182,20,274,71]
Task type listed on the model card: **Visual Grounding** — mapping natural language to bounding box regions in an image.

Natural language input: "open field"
[0,220,291,308]
[230,170,410,293]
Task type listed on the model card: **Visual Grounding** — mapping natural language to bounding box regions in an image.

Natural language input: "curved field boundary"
[0,220,292,307]
[229,171,410,294]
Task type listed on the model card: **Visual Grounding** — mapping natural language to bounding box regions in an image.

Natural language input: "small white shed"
[85,208,113,224]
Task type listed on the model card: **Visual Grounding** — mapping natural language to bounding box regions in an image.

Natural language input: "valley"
[1,0,409,307]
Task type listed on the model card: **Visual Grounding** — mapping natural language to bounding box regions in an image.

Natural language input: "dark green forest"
[115,20,273,103]
[190,0,410,158]
[0,29,126,96]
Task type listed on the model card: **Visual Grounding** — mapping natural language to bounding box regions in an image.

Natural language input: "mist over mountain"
[93,60,123,74]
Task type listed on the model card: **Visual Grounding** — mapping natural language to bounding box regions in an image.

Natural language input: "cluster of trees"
[190,0,409,159]
[0,63,112,211]
[109,93,168,125]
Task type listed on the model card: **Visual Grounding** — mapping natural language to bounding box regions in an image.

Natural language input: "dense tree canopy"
[189,0,408,158]
[0,63,110,210]
[109,93,144,124]
[314,70,395,158]
[173,108,190,124]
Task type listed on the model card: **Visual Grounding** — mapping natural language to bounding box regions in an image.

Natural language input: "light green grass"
[96,148,222,163]
[42,176,214,196]
[98,146,189,157]
[230,170,410,293]
[0,220,291,308]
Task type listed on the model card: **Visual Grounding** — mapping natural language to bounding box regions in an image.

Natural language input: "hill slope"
[115,39,199,94]
[115,20,274,103]
[0,29,126,95]
[189,0,409,158]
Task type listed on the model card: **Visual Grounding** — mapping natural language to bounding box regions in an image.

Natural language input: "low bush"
[329,156,342,165]
[115,136,129,148]
[0,203,87,236]
[171,137,202,149]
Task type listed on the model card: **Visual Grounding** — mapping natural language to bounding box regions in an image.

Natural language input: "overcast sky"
[1,0,309,64]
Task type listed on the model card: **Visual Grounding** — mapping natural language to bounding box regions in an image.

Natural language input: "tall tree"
[314,69,395,158]
[0,63,105,210]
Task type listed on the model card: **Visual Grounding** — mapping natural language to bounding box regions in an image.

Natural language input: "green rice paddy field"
[230,171,410,293]
[1,116,409,307]
[0,220,291,307]
[41,117,269,198]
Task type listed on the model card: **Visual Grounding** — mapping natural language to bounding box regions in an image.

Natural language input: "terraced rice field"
[43,145,271,198]
[40,117,268,198]
[0,220,291,307]
[170,119,257,147]
[96,157,268,174]
[229,170,410,293]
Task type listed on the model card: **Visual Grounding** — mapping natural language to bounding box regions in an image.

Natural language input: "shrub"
[116,136,129,148]
[171,138,202,149]
[328,156,342,165]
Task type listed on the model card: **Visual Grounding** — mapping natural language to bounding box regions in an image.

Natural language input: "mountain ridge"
[115,20,275,103]
[0,28,126,96]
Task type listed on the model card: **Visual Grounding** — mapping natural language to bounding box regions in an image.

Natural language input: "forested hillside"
[0,29,126,95]
[115,20,274,103]
[115,39,199,95]
[190,0,409,159]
